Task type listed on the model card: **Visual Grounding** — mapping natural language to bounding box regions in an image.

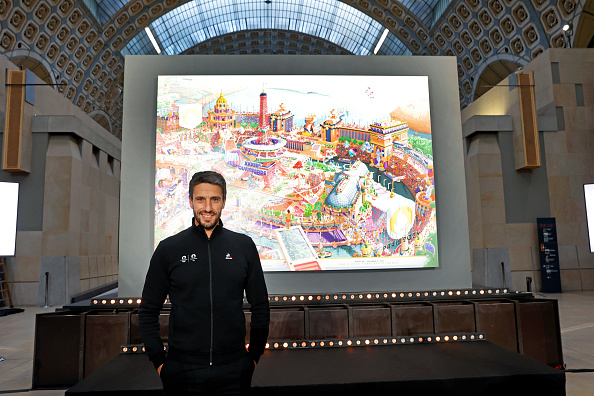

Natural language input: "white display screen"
[585,184,594,253]
[0,182,19,256]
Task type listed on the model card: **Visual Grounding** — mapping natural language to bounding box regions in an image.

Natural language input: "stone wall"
[0,54,121,306]
[461,48,594,292]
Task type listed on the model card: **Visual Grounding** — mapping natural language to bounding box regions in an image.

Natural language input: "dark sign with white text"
[537,217,562,293]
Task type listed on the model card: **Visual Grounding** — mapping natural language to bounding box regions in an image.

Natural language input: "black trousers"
[160,355,255,396]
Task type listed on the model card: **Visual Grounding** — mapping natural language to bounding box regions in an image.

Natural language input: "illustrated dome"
[216,93,227,106]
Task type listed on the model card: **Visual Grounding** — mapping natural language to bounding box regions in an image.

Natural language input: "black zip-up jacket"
[138,219,270,369]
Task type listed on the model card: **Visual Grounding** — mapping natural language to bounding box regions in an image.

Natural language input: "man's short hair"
[189,171,227,200]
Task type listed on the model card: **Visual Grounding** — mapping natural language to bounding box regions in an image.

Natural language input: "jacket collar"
[191,218,224,239]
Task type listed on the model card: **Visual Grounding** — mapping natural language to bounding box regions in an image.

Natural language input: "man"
[139,170,270,395]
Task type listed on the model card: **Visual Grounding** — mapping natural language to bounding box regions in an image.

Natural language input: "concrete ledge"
[462,115,513,138]
[462,115,560,139]
[32,115,121,160]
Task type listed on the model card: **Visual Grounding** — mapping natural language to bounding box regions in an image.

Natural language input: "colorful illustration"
[154,75,437,271]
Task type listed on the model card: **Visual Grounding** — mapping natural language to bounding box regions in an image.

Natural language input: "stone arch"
[88,109,113,134]
[4,50,57,86]
[470,54,523,102]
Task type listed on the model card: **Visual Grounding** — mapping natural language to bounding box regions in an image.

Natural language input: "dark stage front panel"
[433,302,476,333]
[33,312,86,388]
[307,306,348,339]
[350,305,392,337]
[84,312,130,377]
[268,309,305,340]
[390,303,434,335]
[517,300,563,367]
[65,341,565,396]
[474,300,518,352]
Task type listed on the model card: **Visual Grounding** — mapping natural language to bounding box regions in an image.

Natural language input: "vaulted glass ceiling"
[93,0,450,29]
[123,0,413,56]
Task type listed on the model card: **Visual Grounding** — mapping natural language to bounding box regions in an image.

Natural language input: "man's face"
[189,183,225,235]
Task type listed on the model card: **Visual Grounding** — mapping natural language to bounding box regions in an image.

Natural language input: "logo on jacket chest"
[180,253,198,263]
[180,253,233,262]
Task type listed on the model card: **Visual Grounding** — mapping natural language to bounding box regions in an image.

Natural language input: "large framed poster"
[154,75,437,271]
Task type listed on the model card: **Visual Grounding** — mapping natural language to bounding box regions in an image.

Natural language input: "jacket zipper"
[208,238,213,366]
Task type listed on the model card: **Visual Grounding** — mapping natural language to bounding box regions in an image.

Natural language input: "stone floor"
[1,291,593,395]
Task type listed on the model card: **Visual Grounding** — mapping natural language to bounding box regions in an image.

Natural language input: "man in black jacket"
[139,170,270,395]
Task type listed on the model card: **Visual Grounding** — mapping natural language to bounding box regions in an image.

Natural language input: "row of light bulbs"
[94,288,516,307]
[120,333,486,354]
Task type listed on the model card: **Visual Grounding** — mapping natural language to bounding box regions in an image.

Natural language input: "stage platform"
[65,340,565,396]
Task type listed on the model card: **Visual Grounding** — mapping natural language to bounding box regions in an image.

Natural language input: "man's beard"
[195,210,220,230]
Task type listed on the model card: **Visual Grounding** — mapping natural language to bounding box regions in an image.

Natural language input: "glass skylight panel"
[123,0,409,56]
[96,0,128,25]
[399,0,442,27]
[432,0,453,26]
